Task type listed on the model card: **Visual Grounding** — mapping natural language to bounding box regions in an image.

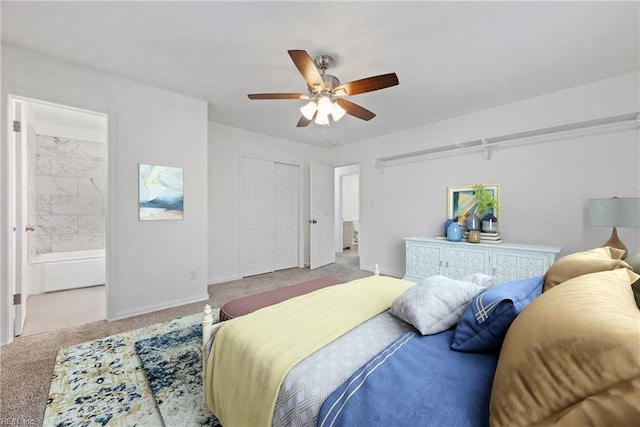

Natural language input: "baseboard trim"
[208,274,242,285]
[108,292,210,321]
[361,264,403,279]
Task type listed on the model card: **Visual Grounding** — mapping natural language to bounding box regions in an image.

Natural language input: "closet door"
[242,158,299,277]
[241,158,275,277]
[274,163,299,270]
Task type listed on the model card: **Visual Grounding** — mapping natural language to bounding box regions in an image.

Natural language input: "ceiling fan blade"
[335,99,376,121]
[288,50,324,91]
[248,93,309,100]
[334,73,399,96]
[296,111,316,127]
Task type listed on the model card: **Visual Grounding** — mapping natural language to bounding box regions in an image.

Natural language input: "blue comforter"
[317,329,499,427]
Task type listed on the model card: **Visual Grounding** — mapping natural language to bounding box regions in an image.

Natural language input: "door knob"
[309,219,318,224]
[25,225,36,232]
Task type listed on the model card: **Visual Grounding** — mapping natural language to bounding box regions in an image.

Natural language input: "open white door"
[11,99,29,336]
[309,162,335,269]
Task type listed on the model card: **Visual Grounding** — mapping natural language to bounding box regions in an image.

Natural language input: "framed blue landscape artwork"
[139,163,184,221]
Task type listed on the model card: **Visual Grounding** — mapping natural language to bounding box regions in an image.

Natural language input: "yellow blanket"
[205,275,413,427]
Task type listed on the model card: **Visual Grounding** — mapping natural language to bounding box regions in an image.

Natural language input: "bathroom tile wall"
[30,133,106,254]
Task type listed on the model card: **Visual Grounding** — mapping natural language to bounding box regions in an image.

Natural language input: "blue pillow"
[451,276,543,352]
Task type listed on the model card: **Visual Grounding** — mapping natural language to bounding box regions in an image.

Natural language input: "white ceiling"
[2,1,638,148]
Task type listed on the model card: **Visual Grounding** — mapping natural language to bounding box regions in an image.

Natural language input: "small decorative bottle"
[465,213,481,232]
[482,213,498,233]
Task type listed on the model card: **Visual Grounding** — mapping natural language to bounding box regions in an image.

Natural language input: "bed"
[202,248,640,426]
[201,267,500,427]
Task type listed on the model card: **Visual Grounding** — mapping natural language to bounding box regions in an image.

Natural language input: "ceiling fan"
[247,50,399,127]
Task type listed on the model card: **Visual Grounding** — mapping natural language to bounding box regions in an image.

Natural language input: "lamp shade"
[331,101,346,121]
[588,197,640,228]
[314,112,329,126]
[300,101,317,120]
[317,96,333,116]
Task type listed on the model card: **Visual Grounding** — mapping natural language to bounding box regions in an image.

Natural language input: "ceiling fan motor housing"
[323,74,340,90]
[309,74,340,95]
[308,54,340,94]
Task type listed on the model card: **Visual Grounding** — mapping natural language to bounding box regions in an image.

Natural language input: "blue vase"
[447,222,462,242]
[443,219,454,236]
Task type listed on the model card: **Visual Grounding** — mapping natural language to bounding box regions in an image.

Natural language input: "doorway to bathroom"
[334,164,360,268]
[7,95,108,337]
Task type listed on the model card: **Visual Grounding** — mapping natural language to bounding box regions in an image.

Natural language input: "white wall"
[1,46,209,343]
[342,174,359,222]
[207,122,330,284]
[107,76,208,319]
[330,71,640,277]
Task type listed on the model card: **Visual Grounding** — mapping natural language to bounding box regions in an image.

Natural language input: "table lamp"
[588,197,640,259]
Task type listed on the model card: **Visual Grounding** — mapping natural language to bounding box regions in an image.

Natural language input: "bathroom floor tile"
[20,285,106,336]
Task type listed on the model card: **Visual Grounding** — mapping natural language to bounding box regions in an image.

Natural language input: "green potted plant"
[472,184,500,233]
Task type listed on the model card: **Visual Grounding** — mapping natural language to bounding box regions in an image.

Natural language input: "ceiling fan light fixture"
[315,112,330,126]
[300,101,318,120]
[317,96,333,116]
[331,101,346,121]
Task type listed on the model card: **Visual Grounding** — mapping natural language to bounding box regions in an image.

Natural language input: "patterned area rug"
[135,324,220,426]
[44,310,220,426]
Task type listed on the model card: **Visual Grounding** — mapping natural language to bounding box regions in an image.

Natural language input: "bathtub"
[30,249,105,294]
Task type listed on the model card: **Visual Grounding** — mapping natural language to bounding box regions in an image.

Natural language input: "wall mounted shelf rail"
[374,111,640,170]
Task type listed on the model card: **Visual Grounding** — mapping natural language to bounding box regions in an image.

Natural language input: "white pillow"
[461,273,496,289]
[390,275,486,335]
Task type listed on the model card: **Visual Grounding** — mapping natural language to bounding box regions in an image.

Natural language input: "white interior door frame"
[3,94,109,342]
[334,173,344,253]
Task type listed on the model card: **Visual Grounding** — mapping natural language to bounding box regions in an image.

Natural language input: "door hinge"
[13,294,22,305]
[12,120,21,132]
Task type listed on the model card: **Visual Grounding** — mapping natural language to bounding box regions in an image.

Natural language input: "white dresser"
[403,237,561,284]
